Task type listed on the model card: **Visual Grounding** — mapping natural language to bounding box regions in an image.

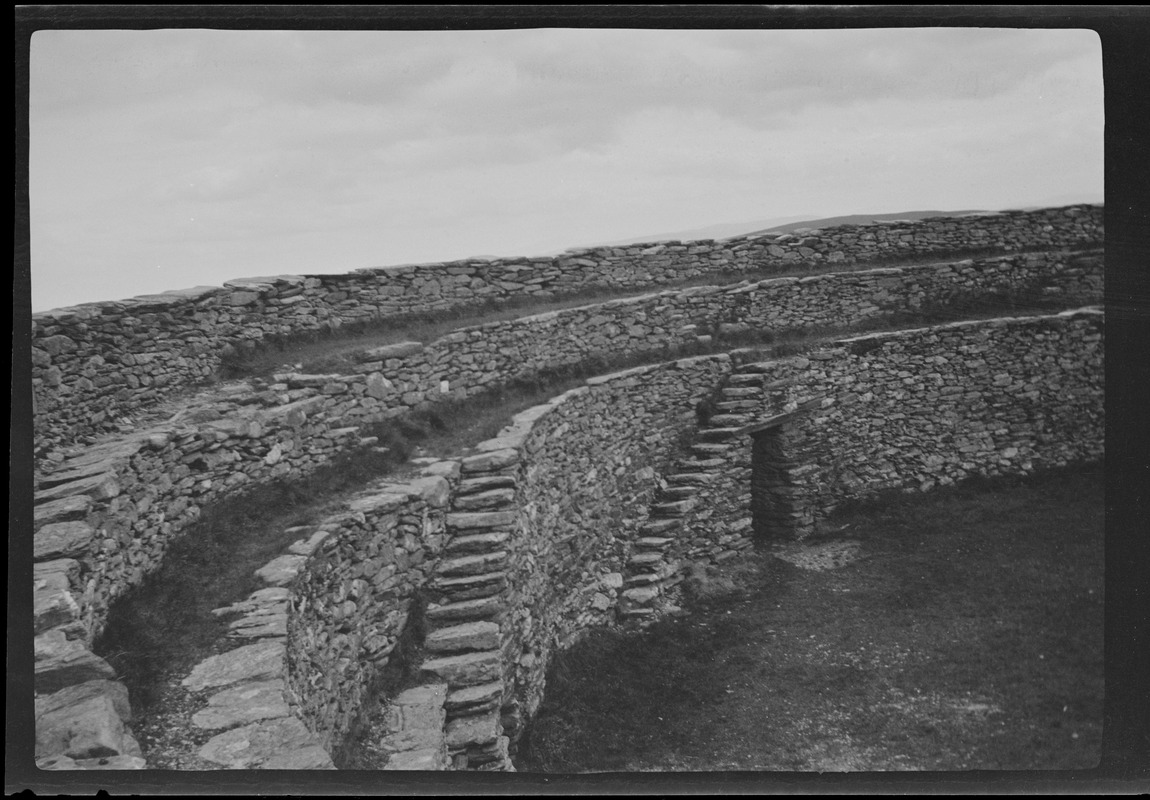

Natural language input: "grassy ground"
[515,465,1105,773]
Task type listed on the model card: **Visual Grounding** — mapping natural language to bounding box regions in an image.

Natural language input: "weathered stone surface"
[445,709,500,749]
[34,561,81,634]
[34,521,96,560]
[34,495,94,530]
[425,621,500,653]
[452,488,516,511]
[182,640,285,692]
[426,596,505,623]
[198,716,334,769]
[254,554,307,587]
[35,630,116,693]
[36,681,139,760]
[461,449,520,473]
[37,754,147,770]
[35,472,121,504]
[437,551,508,577]
[446,511,516,531]
[191,680,291,730]
[421,650,501,687]
[385,748,446,770]
[445,681,503,713]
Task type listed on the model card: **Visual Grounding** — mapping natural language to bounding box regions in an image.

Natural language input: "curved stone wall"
[633,308,1107,617]
[32,205,1102,451]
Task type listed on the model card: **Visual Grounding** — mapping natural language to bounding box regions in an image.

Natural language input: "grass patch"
[515,464,1104,772]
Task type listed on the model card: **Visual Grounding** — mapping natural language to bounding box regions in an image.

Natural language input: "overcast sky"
[28,27,1103,312]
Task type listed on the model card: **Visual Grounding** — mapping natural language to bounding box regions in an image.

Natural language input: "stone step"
[445,531,510,555]
[456,475,516,495]
[658,485,695,500]
[429,572,507,603]
[198,716,334,769]
[665,472,717,486]
[708,413,751,427]
[445,681,503,715]
[698,427,742,442]
[446,512,517,532]
[639,518,679,535]
[437,551,508,577]
[426,596,505,625]
[721,386,759,398]
[691,442,733,456]
[445,708,500,751]
[422,650,502,688]
[727,373,766,386]
[715,399,759,411]
[452,488,516,512]
[682,457,725,469]
[635,536,673,550]
[627,552,664,572]
[651,499,697,516]
[425,621,501,654]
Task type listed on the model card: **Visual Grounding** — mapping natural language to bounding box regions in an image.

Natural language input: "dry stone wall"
[32,205,1101,452]
[643,308,1106,605]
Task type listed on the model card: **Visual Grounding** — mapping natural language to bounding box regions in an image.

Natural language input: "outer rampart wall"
[32,205,1102,451]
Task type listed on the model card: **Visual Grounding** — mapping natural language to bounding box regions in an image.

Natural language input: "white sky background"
[28,28,1103,312]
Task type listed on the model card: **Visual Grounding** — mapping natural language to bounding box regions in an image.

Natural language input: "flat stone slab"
[36,680,139,760]
[425,622,500,654]
[198,716,334,769]
[34,495,94,530]
[384,748,446,770]
[421,650,501,687]
[287,530,329,556]
[254,554,307,587]
[37,754,147,770]
[35,630,116,693]
[191,680,291,731]
[445,709,500,749]
[35,472,121,504]
[227,614,288,640]
[460,449,519,473]
[211,587,290,617]
[34,521,96,560]
[182,641,285,692]
[445,681,503,713]
[34,562,81,634]
[446,512,517,531]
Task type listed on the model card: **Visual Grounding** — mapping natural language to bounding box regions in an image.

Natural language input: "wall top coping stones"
[32,204,1102,322]
[831,305,1103,349]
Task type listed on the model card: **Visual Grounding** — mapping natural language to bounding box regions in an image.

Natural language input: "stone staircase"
[409,450,518,771]
[618,365,792,620]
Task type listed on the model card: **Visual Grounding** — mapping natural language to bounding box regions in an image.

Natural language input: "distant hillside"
[588,214,819,247]
[743,210,985,238]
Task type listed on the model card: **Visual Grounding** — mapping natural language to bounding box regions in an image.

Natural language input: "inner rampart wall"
[32,205,1102,452]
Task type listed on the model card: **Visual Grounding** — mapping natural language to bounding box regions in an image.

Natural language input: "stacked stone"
[180,526,335,769]
[34,455,146,770]
[379,684,449,770]
[286,471,452,755]
[32,384,368,650]
[417,446,519,771]
[618,373,775,618]
[33,205,1103,454]
[672,309,1105,561]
